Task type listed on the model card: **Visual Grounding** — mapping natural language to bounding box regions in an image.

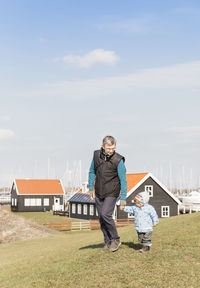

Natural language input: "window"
[30,198,41,206]
[72,203,76,213]
[44,198,49,206]
[14,198,17,206]
[30,199,36,206]
[83,204,88,215]
[145,185,153,197]
[96,208,98,216]
[12,198,14,206]
[77,204,82,214]
[35,198,41,206]
[90,205,94,216]
[24,198,41,206]
[24,198,30,206]
[161,206,170,217]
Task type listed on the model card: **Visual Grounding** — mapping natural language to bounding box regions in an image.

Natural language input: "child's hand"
[153,223,157,227]
[120,206,125,210]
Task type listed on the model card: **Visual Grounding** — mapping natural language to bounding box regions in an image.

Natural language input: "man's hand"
[120,206,125,210]
[89,190,95,200]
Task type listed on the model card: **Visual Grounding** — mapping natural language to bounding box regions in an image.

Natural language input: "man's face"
[102,144,116,156]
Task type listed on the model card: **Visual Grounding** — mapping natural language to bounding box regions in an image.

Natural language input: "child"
[120,191,159,252]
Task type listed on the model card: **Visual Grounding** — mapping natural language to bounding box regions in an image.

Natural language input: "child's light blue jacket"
[124,204,159,233]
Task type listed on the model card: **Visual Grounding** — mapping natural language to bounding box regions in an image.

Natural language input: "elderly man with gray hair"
[88,136,127,252]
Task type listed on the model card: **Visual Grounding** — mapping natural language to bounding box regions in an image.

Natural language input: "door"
[54,198,60,211]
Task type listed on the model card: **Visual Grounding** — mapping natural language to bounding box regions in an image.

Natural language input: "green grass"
[11,210,87,224]
[0,213,200,288]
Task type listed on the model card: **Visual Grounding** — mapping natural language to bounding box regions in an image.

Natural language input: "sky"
[0,0,200,189]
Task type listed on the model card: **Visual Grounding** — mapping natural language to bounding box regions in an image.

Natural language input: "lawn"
[0,213,199,288]
[11,210,87,224]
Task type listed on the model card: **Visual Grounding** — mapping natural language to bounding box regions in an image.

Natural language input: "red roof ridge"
[14,179,64,195]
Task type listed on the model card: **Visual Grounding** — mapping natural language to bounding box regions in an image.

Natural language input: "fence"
[44,218,134,232]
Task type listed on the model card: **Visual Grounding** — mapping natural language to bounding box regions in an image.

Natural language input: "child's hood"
[136,191,150,204]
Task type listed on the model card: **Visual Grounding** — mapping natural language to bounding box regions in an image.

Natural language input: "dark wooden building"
[11,179,65,212]
[117,173,181,219]
[68,173,181,220]
[69,192,98,220]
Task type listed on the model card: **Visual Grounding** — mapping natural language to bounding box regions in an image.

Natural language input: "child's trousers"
[137,231,152,246]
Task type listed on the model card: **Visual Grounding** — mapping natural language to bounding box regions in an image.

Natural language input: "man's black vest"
[93,149,125,199]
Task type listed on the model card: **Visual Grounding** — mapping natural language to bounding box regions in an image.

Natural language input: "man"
[88,135,127,252]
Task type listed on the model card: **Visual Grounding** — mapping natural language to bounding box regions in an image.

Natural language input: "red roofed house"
[69,172,181,220]
[10,179,65,212]
[117,173,181,219]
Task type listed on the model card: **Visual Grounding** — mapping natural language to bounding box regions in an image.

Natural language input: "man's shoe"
[139,245,150,253]
[101,242,110,252]
[109,239,121,252]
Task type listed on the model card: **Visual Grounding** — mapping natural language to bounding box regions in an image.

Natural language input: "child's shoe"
[139,245,150,253]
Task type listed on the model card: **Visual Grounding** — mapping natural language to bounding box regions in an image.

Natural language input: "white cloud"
[172,6,200,15]
[105,115,141,124]
[0,129,16,141]
[98,17,153,34]
[54,49,119,68]
[23,60,200,99]
[0,115,10,121]
[169,126,200,137]
[39,37,47,43]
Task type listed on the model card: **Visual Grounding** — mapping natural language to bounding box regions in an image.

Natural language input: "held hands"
[120,206,125,210]
[89,190,95,200]
[153,223,157,227]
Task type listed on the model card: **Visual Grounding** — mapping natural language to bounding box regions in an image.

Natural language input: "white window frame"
[44,198,49,206]
[12,198,15,206]
[35,198,41,206]
[83,204,88,215]
[90,205,94,216]
[145,185,153,197]
[96,208,98,216]
[77,204,82,214]
[72,203,76,214]
[24,198,30,206]
[161,206,170,217]
[30,199,35,206]
[14,198,17,206]
[24,198,42,206]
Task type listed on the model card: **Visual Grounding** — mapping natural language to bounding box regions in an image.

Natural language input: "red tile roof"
[77,173,148,195]
[126,173,148,192]
[15,179,64,195]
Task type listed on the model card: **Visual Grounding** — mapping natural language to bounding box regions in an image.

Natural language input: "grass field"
[12,210,87,224]
[0,212,200,288]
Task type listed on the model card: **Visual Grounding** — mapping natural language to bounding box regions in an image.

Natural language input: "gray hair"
[102,136,116,146]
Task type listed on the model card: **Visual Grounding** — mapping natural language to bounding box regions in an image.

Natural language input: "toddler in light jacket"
[121,191,159,252]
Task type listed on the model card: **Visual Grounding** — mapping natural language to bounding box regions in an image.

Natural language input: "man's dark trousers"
[95,196,120,244]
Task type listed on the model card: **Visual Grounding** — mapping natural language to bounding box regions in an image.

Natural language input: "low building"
[68,172,181,220]
[69,192,98,220]
[117,173,181,219]
[10,179,65,212]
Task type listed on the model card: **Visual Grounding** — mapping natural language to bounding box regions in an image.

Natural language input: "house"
[68,188,98,220]
[68,172,181,220]
[117,173,182,219]
[10,179,65,212]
